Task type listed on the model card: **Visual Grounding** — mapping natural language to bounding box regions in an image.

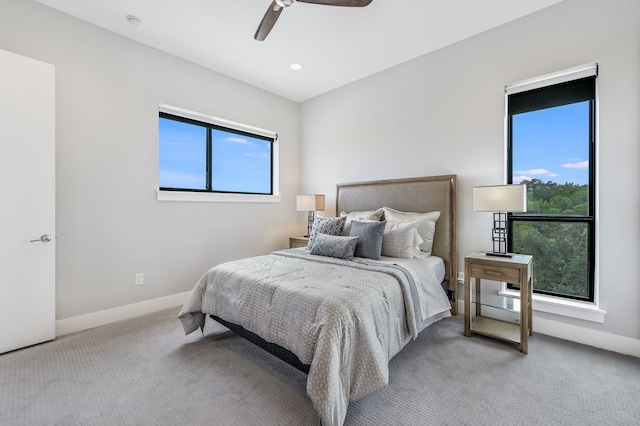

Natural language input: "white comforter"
[179,249,451,426]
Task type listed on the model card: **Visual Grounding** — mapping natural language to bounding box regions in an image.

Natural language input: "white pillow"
[382,207,440,255]
[340,208,383,235]
[381,221,424,259]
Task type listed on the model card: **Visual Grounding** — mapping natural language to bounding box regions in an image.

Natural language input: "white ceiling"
[34,0,562,103]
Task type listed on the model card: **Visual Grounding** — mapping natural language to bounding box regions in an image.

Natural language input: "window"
[506,64,597,302]
[159,107,275,196]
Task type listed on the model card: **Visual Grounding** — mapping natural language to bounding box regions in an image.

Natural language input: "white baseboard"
[55,292,191,336]
[457,300,640,358]
[533,316,640,358]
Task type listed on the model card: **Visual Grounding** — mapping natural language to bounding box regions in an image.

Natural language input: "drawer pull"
[485,270,503,276]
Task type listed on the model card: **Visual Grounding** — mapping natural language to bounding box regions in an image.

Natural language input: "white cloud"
[562,160,589,169]
[245,152,270,159]
[513,168,558,177]
[225,136,253,145]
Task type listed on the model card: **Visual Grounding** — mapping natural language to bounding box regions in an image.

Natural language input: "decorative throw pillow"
[340,208,384,235]
[382,207,440,254]
[349,220,387,260]
[310,233,358,260]
[306,215,347,251]
[382,221,424,259]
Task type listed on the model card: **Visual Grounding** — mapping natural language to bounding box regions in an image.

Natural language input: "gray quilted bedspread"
[178,249,451,426]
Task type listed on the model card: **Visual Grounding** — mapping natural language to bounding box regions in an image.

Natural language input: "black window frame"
[507,73,597,302]
[159,111,275,196]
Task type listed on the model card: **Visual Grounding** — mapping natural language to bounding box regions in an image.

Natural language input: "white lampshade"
[296,194,326,212]
[473,185,527,213]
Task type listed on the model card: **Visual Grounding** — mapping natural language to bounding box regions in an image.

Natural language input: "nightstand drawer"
[470,263,520,283]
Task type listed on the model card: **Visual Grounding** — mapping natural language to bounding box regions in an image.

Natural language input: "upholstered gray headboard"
[336,175,458,311]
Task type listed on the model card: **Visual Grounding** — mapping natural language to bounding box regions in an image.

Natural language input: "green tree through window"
[512,180,590,298]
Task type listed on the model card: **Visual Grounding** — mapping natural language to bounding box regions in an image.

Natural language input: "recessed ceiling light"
[290,63,303,71]
[127,15,143,28]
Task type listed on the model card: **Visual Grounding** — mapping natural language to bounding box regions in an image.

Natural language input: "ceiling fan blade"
[254,1,283,41]
[297,0,372,6]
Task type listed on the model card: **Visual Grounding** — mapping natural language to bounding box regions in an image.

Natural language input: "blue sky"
[512,101,590,186]
[159,118,207,189]
[159,118,271,193]
[210,129,271,193]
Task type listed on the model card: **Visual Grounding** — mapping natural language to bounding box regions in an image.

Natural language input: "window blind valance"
[159,104,277,140]
[505,62,598,116]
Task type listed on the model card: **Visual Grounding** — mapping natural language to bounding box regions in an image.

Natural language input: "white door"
[0,49,56,354]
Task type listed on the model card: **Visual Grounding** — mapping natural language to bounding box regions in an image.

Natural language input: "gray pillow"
[349,220,387,260]
[310,233,358,260]
[306,215,347,251]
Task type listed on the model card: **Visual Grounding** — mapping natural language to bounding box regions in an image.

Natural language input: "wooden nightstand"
[289,236,309,249]
[464,251,533,353]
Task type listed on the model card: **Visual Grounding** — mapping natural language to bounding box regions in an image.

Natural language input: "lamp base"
[307,211,315,238]
[486,251,514,258]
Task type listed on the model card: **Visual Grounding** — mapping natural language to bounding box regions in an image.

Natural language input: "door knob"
[30,234,52,243]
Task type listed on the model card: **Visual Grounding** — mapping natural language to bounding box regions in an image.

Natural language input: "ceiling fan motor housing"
[275,0,296,7]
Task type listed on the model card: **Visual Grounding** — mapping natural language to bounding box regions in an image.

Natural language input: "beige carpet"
[1,308,639,425]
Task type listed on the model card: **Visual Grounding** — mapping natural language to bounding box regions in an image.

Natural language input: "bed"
[179,174,457,426]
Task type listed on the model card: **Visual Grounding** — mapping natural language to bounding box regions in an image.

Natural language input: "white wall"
[2,0,639,351]
[300,0,640,342]
[1,0,301,320]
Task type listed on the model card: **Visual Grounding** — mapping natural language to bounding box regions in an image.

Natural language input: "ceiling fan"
[254,0,373,41]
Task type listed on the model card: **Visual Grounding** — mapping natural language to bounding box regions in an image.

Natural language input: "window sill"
[156,190,282,203]
[498,289,606,323]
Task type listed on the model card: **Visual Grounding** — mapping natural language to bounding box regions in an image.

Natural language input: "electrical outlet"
[134,273,144,286]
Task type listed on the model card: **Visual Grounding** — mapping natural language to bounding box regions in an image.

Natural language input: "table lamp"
[473,184,527,257]
[296,194,325,237]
